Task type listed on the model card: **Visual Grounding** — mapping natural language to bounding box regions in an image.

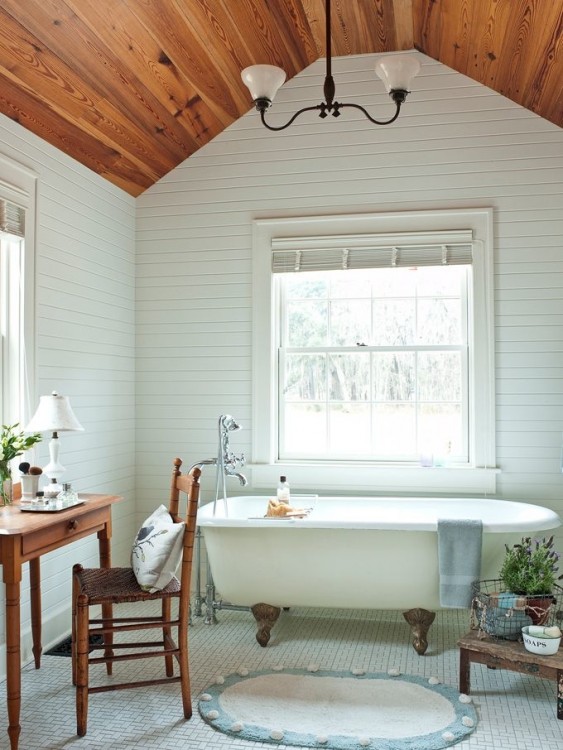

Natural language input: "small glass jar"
[57,483,78,503]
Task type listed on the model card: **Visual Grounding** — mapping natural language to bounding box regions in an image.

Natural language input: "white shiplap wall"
[136,53,563,519]
[0,49,559,681]
[0,114,136,676]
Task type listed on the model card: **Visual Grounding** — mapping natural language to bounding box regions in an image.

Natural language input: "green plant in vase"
[499,536,563,625]
[0,423,42,505]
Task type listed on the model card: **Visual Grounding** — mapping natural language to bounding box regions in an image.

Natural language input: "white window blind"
[0,199,25,238]
[271,229,474,273]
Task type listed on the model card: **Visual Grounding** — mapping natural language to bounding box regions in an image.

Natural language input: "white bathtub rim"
[197,496,561,534]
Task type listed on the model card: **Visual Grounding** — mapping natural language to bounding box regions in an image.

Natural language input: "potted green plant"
[499,536,563,624]
[0,423,42,505]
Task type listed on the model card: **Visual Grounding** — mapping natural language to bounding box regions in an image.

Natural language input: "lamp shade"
[25,391,84,433]
[374,54,421,93]
[241,64,286,102]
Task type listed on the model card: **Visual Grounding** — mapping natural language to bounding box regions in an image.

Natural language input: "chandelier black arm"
[337,100,402,126]
[260,103,323,131]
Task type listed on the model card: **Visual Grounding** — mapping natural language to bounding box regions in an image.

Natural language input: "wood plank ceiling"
[0,0,561,196]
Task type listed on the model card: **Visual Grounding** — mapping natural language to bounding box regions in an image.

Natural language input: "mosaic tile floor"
[1,606,562,749]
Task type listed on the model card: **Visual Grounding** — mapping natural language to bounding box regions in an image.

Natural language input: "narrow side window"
[0,170,36,433]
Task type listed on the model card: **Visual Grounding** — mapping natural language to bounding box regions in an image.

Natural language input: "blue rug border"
[198,668,478,750]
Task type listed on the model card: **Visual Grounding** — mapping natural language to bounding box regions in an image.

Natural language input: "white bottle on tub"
[277,475,290,504]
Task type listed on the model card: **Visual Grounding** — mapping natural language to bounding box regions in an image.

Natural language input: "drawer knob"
[68,520,78,530]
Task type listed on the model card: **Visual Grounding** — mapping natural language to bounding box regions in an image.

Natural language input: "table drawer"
[22,507,109,556]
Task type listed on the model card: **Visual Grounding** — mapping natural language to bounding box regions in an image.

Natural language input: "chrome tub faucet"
[189,413,247,495]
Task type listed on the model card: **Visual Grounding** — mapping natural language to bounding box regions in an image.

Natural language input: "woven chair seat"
[76,567,180,605]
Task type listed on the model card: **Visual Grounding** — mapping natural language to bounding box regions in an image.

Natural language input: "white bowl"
[521,627,561,656]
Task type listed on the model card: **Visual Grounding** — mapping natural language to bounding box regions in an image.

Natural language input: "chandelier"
[241,0,420,132]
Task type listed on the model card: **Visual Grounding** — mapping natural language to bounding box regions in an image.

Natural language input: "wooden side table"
[458,630,563,719]
[0,493,123,750]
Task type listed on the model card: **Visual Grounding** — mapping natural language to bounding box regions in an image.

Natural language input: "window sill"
[247,463,500,495]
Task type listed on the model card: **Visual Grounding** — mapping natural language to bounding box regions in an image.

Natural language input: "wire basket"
[471,580,563,640]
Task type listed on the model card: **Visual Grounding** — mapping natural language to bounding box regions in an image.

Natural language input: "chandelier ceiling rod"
[241,0,420,132]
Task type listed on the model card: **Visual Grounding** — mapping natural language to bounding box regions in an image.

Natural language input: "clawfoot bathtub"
[198,495,560,653]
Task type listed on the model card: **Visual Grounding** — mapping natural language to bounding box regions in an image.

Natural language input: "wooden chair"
[71,459,201,737]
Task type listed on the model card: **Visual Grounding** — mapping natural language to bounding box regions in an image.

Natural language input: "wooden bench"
[458,630,563,719]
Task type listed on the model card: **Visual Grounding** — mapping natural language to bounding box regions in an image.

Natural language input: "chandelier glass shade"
[241,0,420,132]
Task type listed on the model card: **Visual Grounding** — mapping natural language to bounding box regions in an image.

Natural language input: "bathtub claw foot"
[251,603,281,647]
[403,608,436,655]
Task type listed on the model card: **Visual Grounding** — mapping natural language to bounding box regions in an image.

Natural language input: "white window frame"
[0,153,37,428]
[251,208,497,494]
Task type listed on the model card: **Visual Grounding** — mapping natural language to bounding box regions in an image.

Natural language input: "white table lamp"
[25,391,84,493]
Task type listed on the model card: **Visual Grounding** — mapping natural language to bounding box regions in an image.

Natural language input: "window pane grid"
[278,267,469,463]
[280,350,468,461]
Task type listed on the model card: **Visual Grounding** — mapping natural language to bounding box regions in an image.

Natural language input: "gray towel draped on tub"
[438,519,483,608]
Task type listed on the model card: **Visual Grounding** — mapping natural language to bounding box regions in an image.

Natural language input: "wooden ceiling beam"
[302,0,414,57]
[241,0,317,68]
[392,0,415,50]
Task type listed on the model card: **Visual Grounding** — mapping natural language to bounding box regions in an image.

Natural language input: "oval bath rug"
[198,667,477,749]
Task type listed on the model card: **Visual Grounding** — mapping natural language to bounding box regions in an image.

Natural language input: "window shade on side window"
[0,199,25,238]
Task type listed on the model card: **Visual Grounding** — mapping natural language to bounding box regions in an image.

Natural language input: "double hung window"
[252,209,495,493]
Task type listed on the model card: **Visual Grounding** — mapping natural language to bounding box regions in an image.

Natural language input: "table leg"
[459,648,471,695]
[557,669,563,720]
[29,558,41,669]
[3,544,23,750]
[98,525,113,675]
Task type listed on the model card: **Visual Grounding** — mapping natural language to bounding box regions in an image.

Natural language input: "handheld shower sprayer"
[217,414,246,492]
[220,414,241,433]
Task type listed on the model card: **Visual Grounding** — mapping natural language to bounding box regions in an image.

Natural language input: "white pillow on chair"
[131,505,185,592]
